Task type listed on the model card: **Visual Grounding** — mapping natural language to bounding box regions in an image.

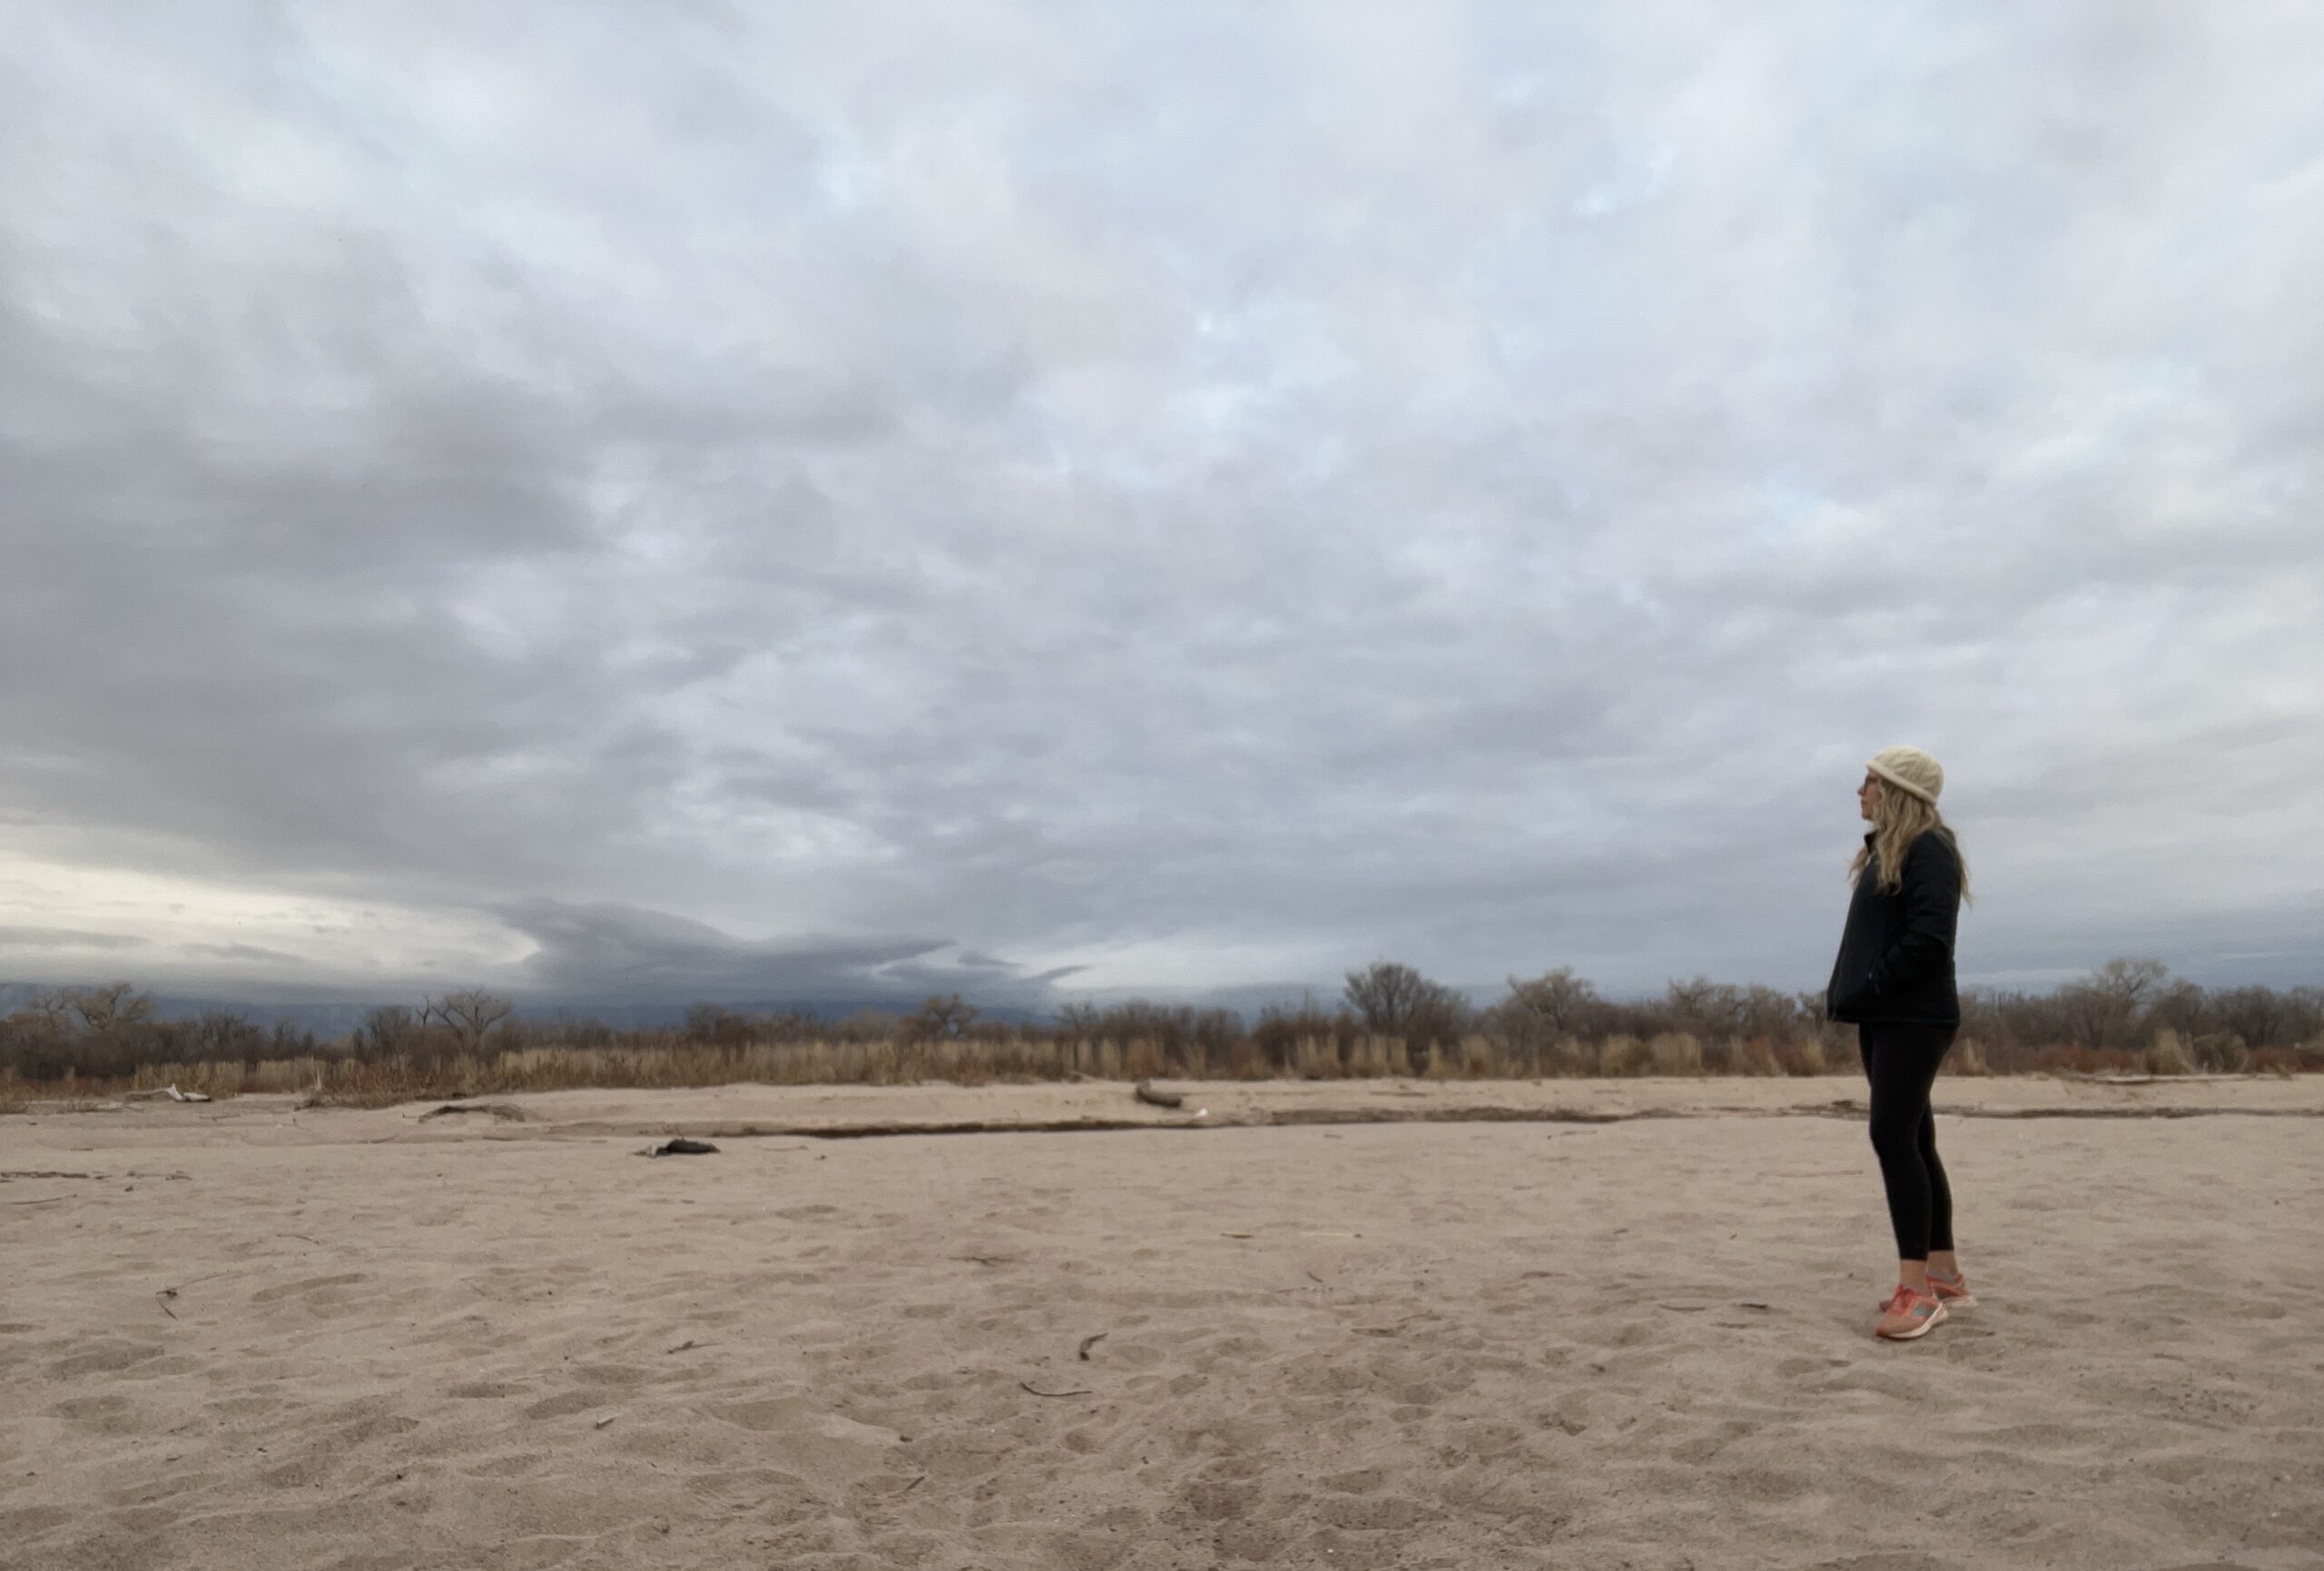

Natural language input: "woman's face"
[1858,773,1880,822]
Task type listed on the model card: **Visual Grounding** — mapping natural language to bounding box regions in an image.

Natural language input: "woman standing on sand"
[1826,746,1972,1342]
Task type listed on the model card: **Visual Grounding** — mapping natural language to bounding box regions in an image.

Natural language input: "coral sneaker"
[1875,1284,1947,1340]
[1926,1270,1975,1309]
[1875,1271,1975,1310]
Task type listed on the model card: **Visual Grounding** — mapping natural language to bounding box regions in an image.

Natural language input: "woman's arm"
[1864,833,1961,998]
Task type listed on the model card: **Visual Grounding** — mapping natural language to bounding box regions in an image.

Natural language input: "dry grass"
[4,1027,2311,1111]
[1648,1033,1704,1075]
[0,1032,1683,1106]
[1600,1035,1653,1077]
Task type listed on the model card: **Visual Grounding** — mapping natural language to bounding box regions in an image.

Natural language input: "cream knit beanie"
[1866,746,1944,804]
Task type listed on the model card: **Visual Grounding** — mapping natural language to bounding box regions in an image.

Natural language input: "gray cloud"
[177,942,304,965]
[0,926,152,952]
[496,899,1073,1007]
[3,2,2319,1010]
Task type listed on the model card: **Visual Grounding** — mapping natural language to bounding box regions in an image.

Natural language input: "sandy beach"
[5,1076,2321,1570]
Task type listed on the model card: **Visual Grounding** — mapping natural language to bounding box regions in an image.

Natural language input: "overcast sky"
[4,3,2319,1013]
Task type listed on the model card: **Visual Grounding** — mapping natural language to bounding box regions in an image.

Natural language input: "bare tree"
[25,989,79,1033]
[2145,979,2211,1039]
[268,1019,319,1057]
[351,1004,423,1061]
[69,983,154,1032]
[1343,961,1472,1065]
[2054,985,2115,1051]
[1664,978,1744,1040]
[2057,957,2171,1049]
[188,1009,266,1062]
[2293,987,2324,1047]
[1344,962,1428,1037]
[2210,985,2294,1048]
[1491,969,1602,1071]
[902,993,979,1042]
[2093,957,2171,1012]
[1502,968,1601,1037]
[684,1003,771,1046]
[421,991,514,1052]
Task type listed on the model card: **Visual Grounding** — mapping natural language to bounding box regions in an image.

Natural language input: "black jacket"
[1826,828,1963,1028]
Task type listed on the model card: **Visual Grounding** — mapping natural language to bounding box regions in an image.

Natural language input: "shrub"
[2189,1033,2250,1074]
[2144,1029,2194,1076]
[2250,1047,2299,1078]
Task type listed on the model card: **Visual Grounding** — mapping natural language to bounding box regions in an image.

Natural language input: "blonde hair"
[1851,781,1972,902]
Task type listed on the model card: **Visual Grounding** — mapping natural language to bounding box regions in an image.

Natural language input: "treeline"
[3,959,2319,1092]
[0,983,330,1081]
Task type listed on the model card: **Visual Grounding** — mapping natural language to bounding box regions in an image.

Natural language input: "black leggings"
[1858,1023,1956,1261]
